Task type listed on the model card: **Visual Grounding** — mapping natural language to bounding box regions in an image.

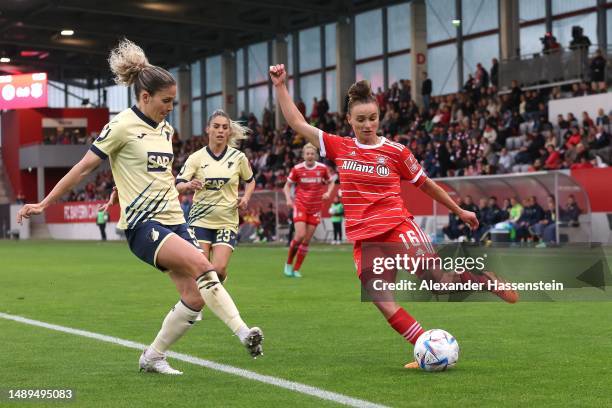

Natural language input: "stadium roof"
[0,0,408,86]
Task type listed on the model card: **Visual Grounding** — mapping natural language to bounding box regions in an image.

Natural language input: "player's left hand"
[458,209,479,230]
[322,192,331,200]
[237,197,249,211]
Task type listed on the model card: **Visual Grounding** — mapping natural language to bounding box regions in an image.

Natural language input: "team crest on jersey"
[204,177,230,190]
[147,152,173,172]
[377,156,387,165]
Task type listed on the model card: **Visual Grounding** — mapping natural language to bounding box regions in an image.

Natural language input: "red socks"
[387,308,425,345]
[286,240,299,264]
[293,244,309,271]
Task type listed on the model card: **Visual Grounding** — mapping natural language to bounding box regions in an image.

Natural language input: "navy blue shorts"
[125,220,201,271]
[192,226,237,250]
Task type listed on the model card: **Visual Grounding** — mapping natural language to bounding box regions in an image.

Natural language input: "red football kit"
[288,161,330,226]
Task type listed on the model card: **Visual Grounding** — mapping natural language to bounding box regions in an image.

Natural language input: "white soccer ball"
[414,329,459,372]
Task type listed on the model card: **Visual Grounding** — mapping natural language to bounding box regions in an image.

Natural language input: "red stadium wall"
[0,107,109,202]
[569,167,612,212]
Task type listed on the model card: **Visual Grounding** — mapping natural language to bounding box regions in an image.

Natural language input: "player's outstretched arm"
[17,150,103,224]
[419,178,479,229]
[270,64,321,148]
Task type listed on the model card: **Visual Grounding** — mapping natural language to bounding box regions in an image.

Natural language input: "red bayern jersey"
[288,161,330,214]
[318,130,427,241]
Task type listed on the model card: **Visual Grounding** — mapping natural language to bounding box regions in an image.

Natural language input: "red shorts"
[293,206,321,226]
[353,218,435,278]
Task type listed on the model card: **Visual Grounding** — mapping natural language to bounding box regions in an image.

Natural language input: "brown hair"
[108,38,175,100]
[347,80,377,112]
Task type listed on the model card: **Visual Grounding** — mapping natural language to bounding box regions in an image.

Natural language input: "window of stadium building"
[356,60,384,94]
[206,55,222,95]
[388,54,411,89]
[355,9,383,60]
[428,43,458,95]
[426,0,455,43]
[519,0,546,21]
[191,60,201,99]
[461,0,498,35]
[248,42,268,85]
[463,34,499,79]
[325,23,336,67]
[192,99,202,136]
[552,0,596,15]
[299,27,321,73]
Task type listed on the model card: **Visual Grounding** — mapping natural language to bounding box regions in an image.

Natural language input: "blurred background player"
[270,63,517,368]
[176,109,255,283]
[283,143,334,277]
[329,193,344,244]
[18,39,263,375]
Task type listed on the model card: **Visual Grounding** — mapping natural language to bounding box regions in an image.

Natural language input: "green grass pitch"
[1,240,611,407]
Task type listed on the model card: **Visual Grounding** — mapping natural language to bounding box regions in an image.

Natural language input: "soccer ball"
[414,329,459,372]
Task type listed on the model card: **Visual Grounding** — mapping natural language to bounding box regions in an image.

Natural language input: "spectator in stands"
[508,197,523,223]
[400,79,411,104]
[590,125,610,150]
[421,71,432,110]
[590,49,607,92]
[533,196,557,245]
[515,196,545,242]
[484,196,505,227]
[560,194,581,226]
[596,108,609,126]
[490,58,499,88]
[443,209,466,241]
[565,127,582,150]
[310,97,319,121]
[544,144,562,169]
[582,111,594,128]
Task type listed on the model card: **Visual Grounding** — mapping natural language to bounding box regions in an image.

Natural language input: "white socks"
[149,300,200,355]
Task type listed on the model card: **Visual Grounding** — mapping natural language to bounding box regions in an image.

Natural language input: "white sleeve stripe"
[409,168,424,184]
[318,129,326,157]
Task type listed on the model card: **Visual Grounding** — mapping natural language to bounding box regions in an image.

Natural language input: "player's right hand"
[17,203,45,224]
[269,64,286,86]
[189,179,204,191]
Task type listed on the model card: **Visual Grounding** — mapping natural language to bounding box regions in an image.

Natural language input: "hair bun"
[348,80,373,101]
[347,80,376,112]
[108,38,150,86]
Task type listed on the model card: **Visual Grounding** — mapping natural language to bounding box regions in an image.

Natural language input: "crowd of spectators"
[66,52,609,205]
[443,193,582,245]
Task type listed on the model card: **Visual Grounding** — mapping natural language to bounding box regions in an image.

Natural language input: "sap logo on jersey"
[147,152,173,172]
[204,177,230,190]
[342,160,389,177]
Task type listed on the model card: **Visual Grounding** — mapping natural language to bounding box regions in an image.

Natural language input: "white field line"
[0,312,389,408]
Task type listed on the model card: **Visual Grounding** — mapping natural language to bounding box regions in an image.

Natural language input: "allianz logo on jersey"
[204,178,230,190]
[147,152,174,172]
[341,159,389,177]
